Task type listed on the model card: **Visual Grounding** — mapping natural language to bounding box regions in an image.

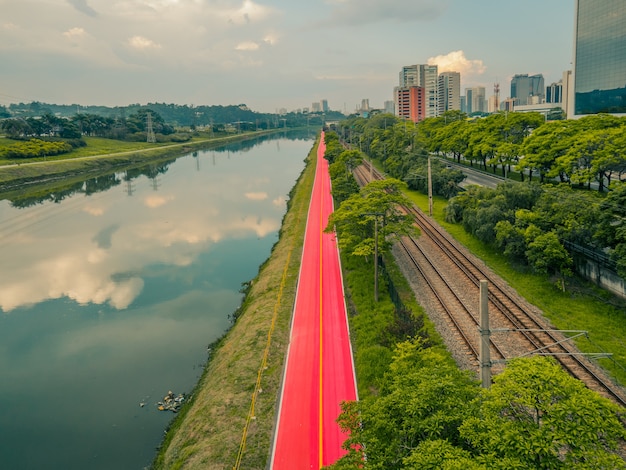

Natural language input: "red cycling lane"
[271,133,357,469]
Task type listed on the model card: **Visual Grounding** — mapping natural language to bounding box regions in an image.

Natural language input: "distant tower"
[493,82,500,112]
[146,112,156,143]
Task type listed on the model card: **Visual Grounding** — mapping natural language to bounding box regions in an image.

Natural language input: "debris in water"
[157,390,185,413]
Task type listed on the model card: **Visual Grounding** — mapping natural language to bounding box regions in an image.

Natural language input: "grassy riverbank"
[0,129,283,188]
[151,135,318,469]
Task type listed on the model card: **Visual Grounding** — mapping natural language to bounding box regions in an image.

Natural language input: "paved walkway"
[270,133,358,469]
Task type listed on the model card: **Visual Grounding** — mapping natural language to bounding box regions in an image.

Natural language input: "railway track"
[353,159,626,407]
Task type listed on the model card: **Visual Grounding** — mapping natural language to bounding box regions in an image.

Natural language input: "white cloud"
[128,35,162,50]
[144,194,174,208]
[245,191,268,200]
[428,50,486,77]
[263,32,279,45]
[236,41,260,51]
[63,27,87,40]
[83,206,105,216]
[2,22,19,31]
[272,196,286,208]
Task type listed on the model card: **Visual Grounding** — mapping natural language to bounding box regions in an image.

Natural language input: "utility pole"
[427,155,433,216]
[374,216,379,302]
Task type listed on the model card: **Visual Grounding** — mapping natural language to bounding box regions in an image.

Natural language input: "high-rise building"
[546,81,563,103]
[464,87,486,114]
[438,72,461,113]
[572,0,626,116]
[510,74,545,105]
[399,65,419,87]
[397,64,438,118]
[394,86,425,123]
[562,70,572,116]
[320,99,329,112]
[384,100,395,114]
[422,65,439,118]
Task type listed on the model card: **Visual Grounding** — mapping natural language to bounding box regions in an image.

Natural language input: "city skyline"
[1,0,575,113]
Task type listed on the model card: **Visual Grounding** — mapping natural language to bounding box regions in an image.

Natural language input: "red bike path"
[270,133,358,469]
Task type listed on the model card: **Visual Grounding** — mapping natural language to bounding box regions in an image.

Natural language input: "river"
[0,131,313,469]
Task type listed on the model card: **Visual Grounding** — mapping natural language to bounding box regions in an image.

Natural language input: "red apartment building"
[394,86,425,123]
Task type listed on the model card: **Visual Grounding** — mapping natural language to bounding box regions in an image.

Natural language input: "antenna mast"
[493,82,500,112]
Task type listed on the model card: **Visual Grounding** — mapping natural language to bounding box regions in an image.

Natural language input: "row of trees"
[0,109,176,141]
[337,111,626,192]
[1,101,344,128]
[420,111,626,191]
[331,114,626,283]
[324,132,417,262]
[333,115,467,199]
[321,137,626,469]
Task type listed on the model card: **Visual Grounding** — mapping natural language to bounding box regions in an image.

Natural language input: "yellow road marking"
[318,162,324,469]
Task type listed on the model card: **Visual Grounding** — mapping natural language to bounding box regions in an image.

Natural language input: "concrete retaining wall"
[573,254,626,300]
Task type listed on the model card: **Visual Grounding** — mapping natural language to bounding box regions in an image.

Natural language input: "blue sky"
[0,0,576,113]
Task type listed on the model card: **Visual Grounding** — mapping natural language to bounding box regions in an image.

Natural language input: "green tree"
[327,340,478,470]
[519,120,576,183]
[324,131,344,164]
[329,149,362,204]
[0,118,33,138]
[461,356,626,469]
[325,178,416,259]
[525,230,572,290]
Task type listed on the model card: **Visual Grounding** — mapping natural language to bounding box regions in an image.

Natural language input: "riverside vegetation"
[2,119,625,467]
[321,131,626,469]
[151,134,319,469]
[0,123,313,469]
[0,128,285,192]
[333,114,626,386]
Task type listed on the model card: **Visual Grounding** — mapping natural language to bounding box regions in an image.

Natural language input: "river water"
[0,131,313,469]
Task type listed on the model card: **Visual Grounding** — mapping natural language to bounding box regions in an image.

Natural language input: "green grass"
[0,131,265,166]
[337,239,453,399]
[0,136,161,165]
[0,131,283,187]
[405,189,626,387]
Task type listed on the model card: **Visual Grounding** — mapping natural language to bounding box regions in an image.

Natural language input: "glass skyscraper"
[510,74,545,106]
[573,0,626,115]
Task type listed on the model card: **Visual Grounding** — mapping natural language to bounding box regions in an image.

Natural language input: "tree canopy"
[326,341,626,470]
[325,178,416,260]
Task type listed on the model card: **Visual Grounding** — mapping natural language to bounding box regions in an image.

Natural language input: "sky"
[0,0,576,114]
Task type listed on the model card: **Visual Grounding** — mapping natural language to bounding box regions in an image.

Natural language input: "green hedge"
[1,139,73,159]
